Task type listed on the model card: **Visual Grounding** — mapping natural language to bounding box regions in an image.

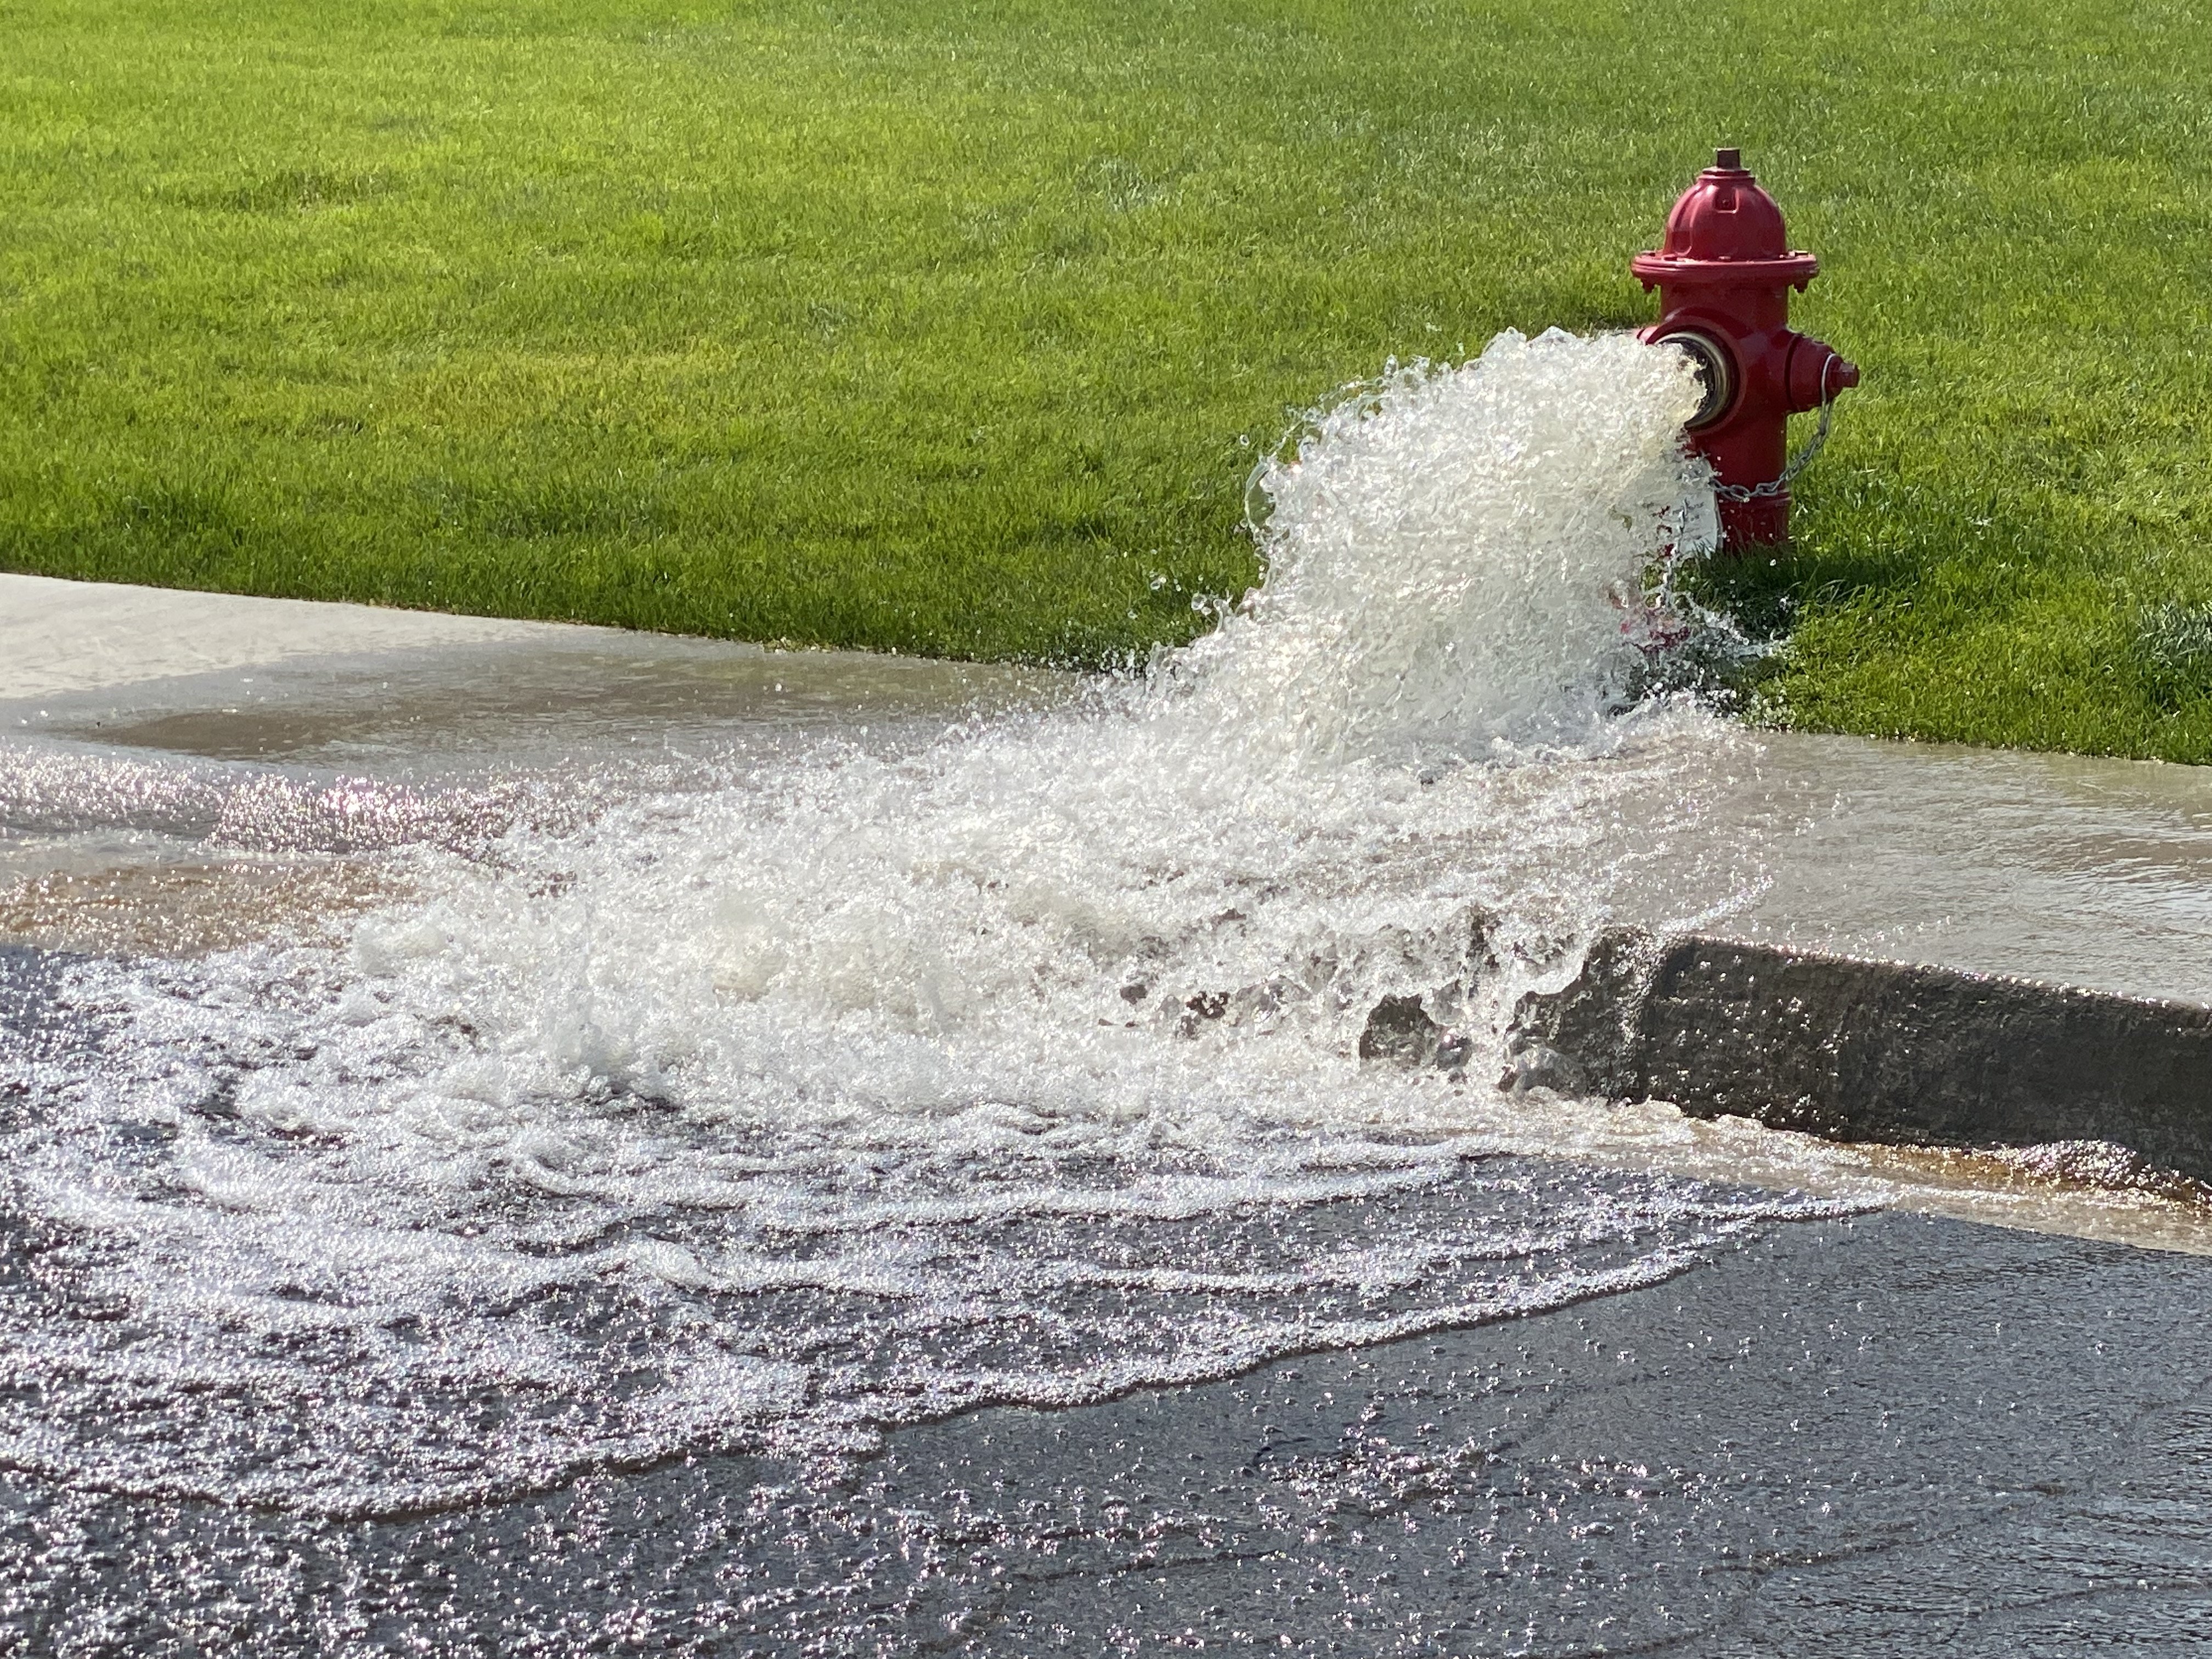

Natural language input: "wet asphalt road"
[7,1205,2212,1657]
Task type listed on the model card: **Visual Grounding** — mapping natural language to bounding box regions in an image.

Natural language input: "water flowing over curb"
[1491,930,2212,1187]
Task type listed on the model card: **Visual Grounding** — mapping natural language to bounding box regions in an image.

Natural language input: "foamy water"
[0,331,2183,1524]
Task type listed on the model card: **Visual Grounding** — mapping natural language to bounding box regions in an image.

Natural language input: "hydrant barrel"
[1631,148,1858,551]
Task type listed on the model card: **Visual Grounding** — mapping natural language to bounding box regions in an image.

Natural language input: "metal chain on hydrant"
[1712,354,1843,503]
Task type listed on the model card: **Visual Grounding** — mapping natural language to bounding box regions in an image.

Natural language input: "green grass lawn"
[5,0,2212,758]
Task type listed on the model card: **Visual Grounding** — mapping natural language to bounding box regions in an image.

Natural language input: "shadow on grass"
[156,168,401,214]
[1678,465,2212,764]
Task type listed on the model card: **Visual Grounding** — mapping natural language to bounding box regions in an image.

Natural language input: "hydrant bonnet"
[1637,148,1815,281]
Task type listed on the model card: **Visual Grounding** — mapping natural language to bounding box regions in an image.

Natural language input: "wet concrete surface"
[7,586,2209,1000]
[0,592,1073,942]
[1504,930,2212,1183]
[3,625,1073,781]
[7,1204,2212,1655]
[1644,733,2212,1007]
[0,573,547,701]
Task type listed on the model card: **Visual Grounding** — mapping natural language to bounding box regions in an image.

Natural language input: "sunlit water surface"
[4,334,2211,1654]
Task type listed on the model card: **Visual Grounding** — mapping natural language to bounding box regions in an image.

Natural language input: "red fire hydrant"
[1632,148,1859,550]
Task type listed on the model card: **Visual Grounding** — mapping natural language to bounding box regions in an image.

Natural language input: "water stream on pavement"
[2,331,2207,1582]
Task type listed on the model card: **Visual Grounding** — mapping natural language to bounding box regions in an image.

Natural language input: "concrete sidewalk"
[0,573,563,701]
[7,572,2210,1007]
[1634,731,2212,1008]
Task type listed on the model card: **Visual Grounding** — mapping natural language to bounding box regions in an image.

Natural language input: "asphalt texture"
[5,1206,2211,1656]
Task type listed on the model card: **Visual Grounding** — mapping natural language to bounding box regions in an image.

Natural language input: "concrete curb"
[1508,930,2212,1181]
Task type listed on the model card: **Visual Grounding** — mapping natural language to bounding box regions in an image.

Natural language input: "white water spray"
[1187,328,1714,759]
[4,330,1853,1517]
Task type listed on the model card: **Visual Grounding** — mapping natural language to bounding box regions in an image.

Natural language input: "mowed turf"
[4,0,2211,755]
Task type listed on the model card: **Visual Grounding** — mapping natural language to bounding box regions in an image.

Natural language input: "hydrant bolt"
[1631,146,1859,550]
